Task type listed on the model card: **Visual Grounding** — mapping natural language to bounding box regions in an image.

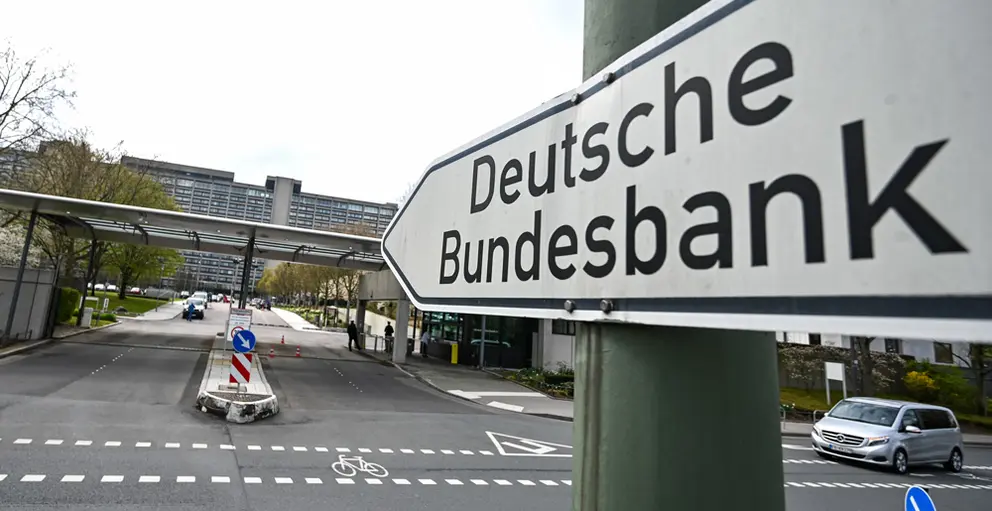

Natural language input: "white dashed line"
[139,476,160,483]
[305,477,323,484]
[192,443,208,449]
[315,447,328,452]
[220,444,235,450]
[400,449,414,454]
[446,479,464,485]
[135,442,152,448]
[518,480,536,486]
[248,445,261,450]
[44,439,63,445]
[480,450,494,456]
[336,447,350,453]
[336,478,355,485]
[74,440,92,446]
[164,442,180,448]
[379,448,394,454]
[440,449,455,455]
[293,446,307,452]
[212,476,231,483]
[275,477,293,484]
[366,478,383,485]
[101,475,124,483]
[61,475,85,482]
[494,479,512,486]
[540,480,559,486]
[420,449,435,454]
[419,478,436,485]
[271,446,285,451]
[471,479,489,485]
[21,474,45,482]
[563,480,572,486]
[358,448,372,453]
[393,478,411,485]
[13,438,32,445]
[244,477,262,484]
[104,441,121,447]
[177,476,196,483]
[460,450,474,455]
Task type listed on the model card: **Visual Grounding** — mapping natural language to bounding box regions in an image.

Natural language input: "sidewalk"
[123,301,184,321]
[270,307,323,332]
[359,348,574,420]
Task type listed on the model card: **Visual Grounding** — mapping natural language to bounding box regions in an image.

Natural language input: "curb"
[0,322,122,360]
[480,368,574,402]
[356,350,575,422]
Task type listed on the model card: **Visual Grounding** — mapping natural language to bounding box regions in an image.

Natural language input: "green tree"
[104,245,183,299]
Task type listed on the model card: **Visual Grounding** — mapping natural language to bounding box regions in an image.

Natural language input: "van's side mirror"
[904,425,922,434]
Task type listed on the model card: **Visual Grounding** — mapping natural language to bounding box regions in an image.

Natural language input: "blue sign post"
[233,330,256,354]
[905,486,936,511]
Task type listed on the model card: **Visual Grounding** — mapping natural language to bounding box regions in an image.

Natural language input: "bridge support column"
[392,299,409,364]
[3,210,38,344]
[356,300,367,349]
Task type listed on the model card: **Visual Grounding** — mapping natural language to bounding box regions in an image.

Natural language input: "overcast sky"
[4,1,582,204]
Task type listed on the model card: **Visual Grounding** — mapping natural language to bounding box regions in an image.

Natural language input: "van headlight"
[812,425,821,438]
[867,436,889,446]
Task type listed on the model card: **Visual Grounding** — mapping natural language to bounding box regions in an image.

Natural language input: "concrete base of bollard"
[195,390,279,424]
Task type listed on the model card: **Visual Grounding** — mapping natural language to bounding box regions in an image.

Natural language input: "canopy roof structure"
[0,188,386,271]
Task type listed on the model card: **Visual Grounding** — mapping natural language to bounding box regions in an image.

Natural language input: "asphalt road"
[0,305,988,510]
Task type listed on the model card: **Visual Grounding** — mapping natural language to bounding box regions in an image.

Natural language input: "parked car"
[811,397,964,475]
[181,298,205,320]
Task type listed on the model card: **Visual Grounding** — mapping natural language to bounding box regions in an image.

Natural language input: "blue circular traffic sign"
[233,330,256,353]
[905,485,936,511]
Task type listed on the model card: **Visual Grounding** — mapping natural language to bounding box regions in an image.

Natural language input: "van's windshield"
[828,400,900,427]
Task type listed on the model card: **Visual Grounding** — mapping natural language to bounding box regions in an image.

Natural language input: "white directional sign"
[485,431,573,458]
[382,0,992,339]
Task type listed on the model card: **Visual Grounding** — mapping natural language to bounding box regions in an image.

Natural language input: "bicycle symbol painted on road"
[331,454,389,478]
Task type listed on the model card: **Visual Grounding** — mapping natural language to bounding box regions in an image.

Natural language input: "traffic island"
[194,334,279,424]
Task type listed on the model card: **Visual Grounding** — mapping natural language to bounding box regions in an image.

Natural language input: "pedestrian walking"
[347,320,358,351]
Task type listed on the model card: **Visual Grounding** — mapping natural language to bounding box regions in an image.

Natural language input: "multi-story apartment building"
[120,156,397,293]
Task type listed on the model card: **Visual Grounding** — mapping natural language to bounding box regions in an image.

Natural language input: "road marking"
[315,447,329,452]
[192,443,208,449]
[101,475,124,483]
[13,439,32,444]
[293,446,307,452]
[419,479,436,485]
[487,401,526,412]
[61,475,85,482]
[358,448,372,453]
[366,478,383,485]
[480,450,494,456]
[563,480,572,486]
[271,446,285,451]
[0,475,6,481]
[177,476,195,483]
[165,443,180,448]
[400,449,414,454]
[21,474,45,482]
[244,477,262,484]
[336,447,350,453]
[248,445,261,450]
[420,449,435,454]
[275,477,293,484]
[139,476,160,483]
[540,480,559,486]
[212,476,231,483]
[494,479,512,486]
[446,479,464,485]
[460,450,474,455]
[75,440,92,446]
[104,441,121,447]
[782,444,815,451]
[337,478,355,484]
[44,439,63,445]
[380,448,394,454]
[220,444,235,450]
[441,449,454,455]
[519,480,536,486]
[471,479,489,485]
[135,442,151,448]
[393,478,411,485]
[305,477,323,484]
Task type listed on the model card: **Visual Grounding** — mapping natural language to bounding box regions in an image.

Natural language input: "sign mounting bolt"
[570,93,581,105]
[601,71,614,84]
[600,300,614,314]
[563,300,576,313]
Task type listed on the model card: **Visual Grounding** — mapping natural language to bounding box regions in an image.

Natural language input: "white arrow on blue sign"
[233,330,256,354]
[905,486,936,511]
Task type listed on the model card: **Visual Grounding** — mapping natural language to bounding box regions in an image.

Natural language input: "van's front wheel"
[892,448,909,475]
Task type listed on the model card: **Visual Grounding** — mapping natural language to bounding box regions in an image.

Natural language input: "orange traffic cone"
[268,348,275,359]
[295,346,301,357]
[280,335,285,344]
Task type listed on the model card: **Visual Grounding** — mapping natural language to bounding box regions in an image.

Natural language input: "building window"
[551,319,576,336]
[933,342,954,364]
[884,338,902,354]
[808,334,821,345]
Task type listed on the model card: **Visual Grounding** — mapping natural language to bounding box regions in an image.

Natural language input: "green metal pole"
[574,2,786,510]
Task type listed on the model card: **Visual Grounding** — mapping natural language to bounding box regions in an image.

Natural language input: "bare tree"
[0,46,73,155]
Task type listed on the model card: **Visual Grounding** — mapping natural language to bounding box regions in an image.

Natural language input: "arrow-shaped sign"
[237,333,251,350]
[485,431,572,457]
[232,329,256,354]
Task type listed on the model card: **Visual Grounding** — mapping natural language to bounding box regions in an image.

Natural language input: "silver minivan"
[811,397,964,475]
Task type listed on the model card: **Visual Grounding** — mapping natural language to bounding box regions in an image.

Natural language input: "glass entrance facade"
[419,311,536,369]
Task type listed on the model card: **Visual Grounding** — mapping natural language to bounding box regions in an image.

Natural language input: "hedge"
[57,287,81,323]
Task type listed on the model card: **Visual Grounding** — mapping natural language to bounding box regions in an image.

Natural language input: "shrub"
[57,287,81,323]
[906,360,977,411]
[904,371,938,402]
[99,313,116,321]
